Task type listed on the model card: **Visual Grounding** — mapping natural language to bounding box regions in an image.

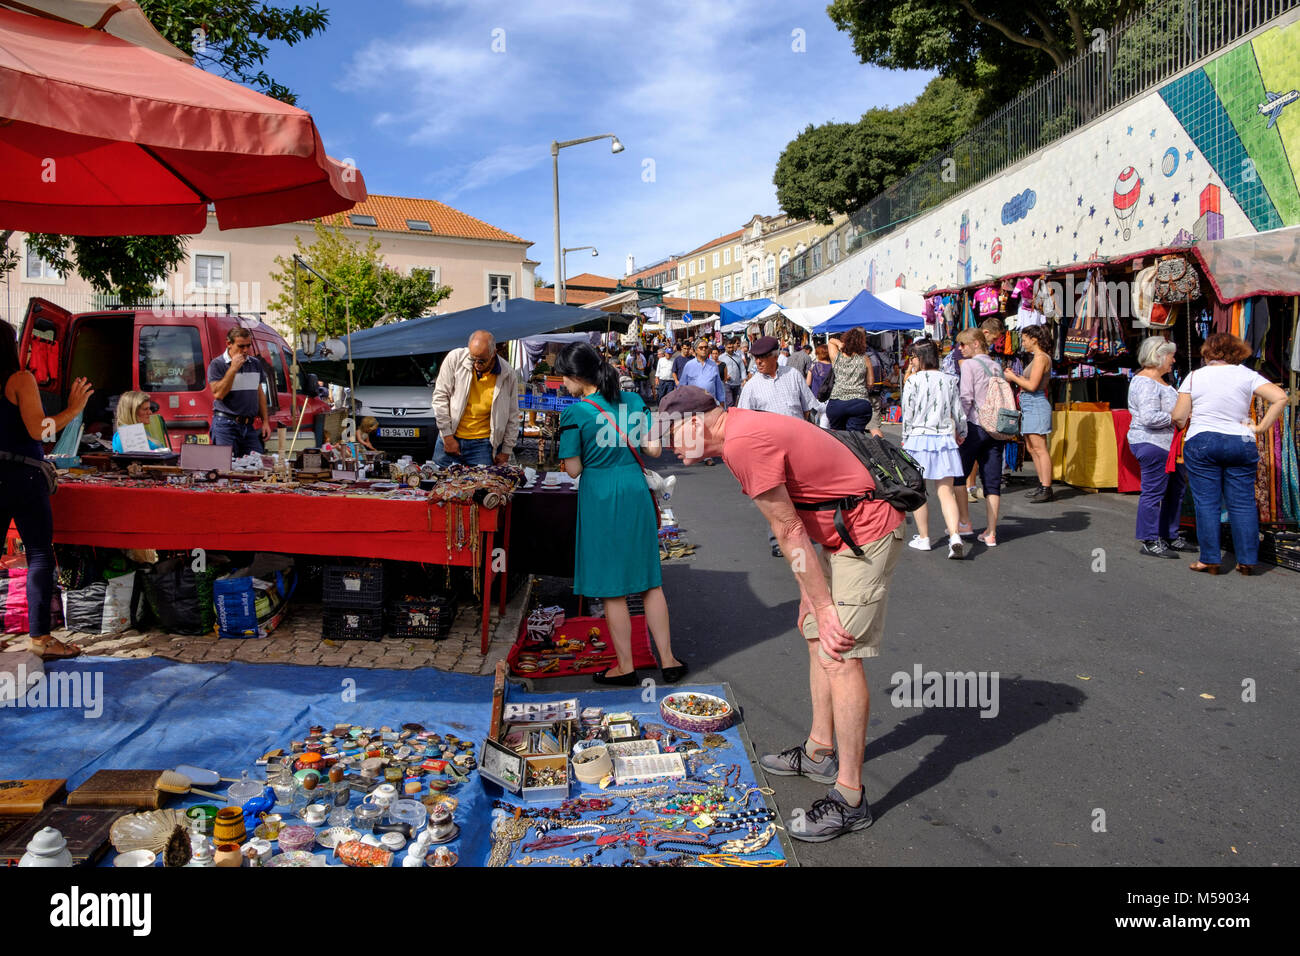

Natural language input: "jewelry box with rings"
[521,755,570,804]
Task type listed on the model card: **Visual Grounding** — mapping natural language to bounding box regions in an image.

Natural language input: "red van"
[17,298,331,451]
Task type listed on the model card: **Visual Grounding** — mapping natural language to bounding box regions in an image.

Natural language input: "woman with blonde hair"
[111,391,165,452]
[952,328,1006,546]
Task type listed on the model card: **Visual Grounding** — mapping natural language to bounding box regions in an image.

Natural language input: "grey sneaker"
[788,787,873,843]
[759,744,838,785]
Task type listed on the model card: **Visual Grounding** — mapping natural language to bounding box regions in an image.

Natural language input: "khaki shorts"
[801,524,905,660]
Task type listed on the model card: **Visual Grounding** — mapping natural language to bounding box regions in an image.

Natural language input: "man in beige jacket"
[432,330,520,467]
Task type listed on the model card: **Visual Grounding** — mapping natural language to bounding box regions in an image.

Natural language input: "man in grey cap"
[738,336,825,556]
[650,385,905,844]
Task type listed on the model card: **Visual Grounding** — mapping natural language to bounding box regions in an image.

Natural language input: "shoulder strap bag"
[580,397,662,528]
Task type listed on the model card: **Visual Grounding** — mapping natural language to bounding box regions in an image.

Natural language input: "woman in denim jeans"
[1172,333,1286,575]
[1126,337,1192,559]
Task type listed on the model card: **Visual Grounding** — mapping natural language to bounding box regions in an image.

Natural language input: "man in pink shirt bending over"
[651,386,905,842]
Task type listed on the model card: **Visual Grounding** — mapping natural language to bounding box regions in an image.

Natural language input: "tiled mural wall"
[789,14,1300,306]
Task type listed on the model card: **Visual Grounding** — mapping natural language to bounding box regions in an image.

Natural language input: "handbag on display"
[1153,256,1200,303]
[1148,302,1177,328]
[1064,272,1096,360]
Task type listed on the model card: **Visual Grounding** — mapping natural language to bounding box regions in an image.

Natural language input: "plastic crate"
[556,395,577,409]
[388,596,457,640]
[322,565,384,608]
[322,607,384,641]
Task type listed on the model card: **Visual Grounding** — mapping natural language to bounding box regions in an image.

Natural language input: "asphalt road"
[540,425,1300,868]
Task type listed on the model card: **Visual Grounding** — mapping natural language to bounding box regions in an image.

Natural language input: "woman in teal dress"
[555,343,686,686]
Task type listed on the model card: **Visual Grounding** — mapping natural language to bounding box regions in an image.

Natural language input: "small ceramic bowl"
[380,831,406,851]
[113,849,156,867]
[317,826,361,850]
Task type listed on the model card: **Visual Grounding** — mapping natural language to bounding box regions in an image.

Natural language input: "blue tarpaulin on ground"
[1,659,784,866]
[812,289,924,333]
[718,298,777,326]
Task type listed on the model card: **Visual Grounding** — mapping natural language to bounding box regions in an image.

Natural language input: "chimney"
[626,254,636,277]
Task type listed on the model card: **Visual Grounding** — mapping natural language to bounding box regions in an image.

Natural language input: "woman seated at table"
[111,391,166,452]
[554,342,686,686]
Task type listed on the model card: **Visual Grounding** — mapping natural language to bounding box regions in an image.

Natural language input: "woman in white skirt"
[901,338,968,559]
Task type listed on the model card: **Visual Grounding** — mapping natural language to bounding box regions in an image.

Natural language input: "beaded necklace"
[514,853,592,867]
[718,823,776,855]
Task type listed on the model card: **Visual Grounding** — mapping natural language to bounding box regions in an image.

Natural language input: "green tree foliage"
[23,234,188,306]
[774,76,982,224]
[267,222,452,338]
[827,0,1141,107]
[30,2,331,303]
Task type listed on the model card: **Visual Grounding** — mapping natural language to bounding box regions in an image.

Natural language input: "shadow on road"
[868,676,1087,821]
[989,508,1093,542]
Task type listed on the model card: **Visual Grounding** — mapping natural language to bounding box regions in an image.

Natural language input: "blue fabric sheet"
[1,660,782,867]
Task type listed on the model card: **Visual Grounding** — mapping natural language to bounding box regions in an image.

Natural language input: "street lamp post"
[552,134,623,306]
[562,246,598,296]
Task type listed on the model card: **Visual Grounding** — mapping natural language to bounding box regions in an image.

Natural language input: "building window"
[712,252,720,269]
[698,257,705,273]
[766,257,776,285]
[780,250,790,267]
[406,219,432,232]
[723,248,731,266]
[750,266,759,289]
[722,277,731,297]
[829,235,840,262]
[193,253,228,288]
[734,245,742,261]
[24,241,61,282]
[711,279,720,299]
[689,260,696,277]
[412,266,440,289]
[348,214,377,227]
[811,246,822,270]
[488,273,511,303]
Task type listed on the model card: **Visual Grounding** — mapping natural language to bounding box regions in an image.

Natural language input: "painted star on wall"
[1077,196,1083,206]
[1162,215,1170,226]
[1104,216,1110,226]
[1149,128,1157,137]
[1171,192,1181,204]
[1148,194,1156,206]
[1088,206,1096,217]
[1185,149,1194,161]
[1127,125,1134,135]
[1137,219,1144,228]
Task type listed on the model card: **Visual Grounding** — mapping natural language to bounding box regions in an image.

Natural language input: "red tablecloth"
[1109,410,1142,494]
[46,483,508,650]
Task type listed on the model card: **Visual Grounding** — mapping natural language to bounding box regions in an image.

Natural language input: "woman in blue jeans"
[1,326,93,659]
[1126,337,1193,558]
[1172,333,1286,575]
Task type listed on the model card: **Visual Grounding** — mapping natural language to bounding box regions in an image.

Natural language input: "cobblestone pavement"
[3,581,532,676]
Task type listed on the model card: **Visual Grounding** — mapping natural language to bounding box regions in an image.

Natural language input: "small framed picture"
[479,738,525,793]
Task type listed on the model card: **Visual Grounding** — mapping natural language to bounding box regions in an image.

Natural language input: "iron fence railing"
[780,0,1300,294]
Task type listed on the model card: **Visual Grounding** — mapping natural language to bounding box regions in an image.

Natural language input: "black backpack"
[793,431,927,556]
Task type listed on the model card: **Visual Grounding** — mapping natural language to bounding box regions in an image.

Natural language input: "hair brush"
[155,770,225,801]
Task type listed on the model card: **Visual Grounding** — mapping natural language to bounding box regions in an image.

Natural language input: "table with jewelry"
[46,480,511,650]
[482,681,793,867]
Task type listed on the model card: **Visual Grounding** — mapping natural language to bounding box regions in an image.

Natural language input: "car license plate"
[379,427,419,438]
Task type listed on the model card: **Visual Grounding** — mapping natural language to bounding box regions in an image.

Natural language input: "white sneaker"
[947,535,964,559]
[908,535,932,551]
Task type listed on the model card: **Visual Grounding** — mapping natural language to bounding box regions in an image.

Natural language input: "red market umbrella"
[0,4,366,235]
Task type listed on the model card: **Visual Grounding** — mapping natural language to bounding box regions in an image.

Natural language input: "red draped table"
[45,484,511,652]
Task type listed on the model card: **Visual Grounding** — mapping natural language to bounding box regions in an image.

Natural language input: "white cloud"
[440,143,548,200]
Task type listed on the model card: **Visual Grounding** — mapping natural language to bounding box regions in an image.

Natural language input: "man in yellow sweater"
[432,330,521,467]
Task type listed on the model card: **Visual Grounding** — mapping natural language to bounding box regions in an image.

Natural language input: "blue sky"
[268,0,933,284]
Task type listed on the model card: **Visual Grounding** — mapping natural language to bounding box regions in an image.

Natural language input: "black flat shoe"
[592,669,638,687]
[661,661,688,684]
[1027,485,1055,503]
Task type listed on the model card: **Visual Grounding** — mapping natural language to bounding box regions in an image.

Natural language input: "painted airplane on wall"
[1258,89,1299,128]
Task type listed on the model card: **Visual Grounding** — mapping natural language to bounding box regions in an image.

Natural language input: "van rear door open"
[17,298,73,415]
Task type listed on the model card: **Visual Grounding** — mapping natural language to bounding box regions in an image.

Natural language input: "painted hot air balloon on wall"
[1113,166,1142,240]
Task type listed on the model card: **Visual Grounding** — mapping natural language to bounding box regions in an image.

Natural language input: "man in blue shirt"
[678,338,725,405]
[207,327,270,456]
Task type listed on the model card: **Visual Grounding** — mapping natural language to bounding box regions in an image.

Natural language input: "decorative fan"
[110,809,191,853]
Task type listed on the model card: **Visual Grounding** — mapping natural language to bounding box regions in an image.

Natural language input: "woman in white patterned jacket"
[901,338,968,560]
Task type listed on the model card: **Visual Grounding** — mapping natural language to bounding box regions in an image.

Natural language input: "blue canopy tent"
[812,289,924,334]
[718,297,778,326]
